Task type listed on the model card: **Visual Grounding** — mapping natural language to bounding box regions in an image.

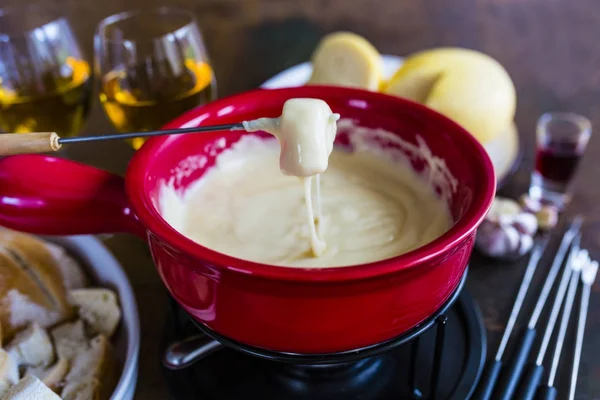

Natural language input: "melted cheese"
[160,135,452,268]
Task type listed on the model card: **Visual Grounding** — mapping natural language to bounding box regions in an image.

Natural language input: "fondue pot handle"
[162,334,224,370]
[0,155,146,238]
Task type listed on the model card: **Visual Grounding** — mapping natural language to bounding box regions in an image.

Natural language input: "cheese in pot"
[159,117,454,268]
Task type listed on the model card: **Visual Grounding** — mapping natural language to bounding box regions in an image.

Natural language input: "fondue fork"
[518,248,588,400]
[495,216,582,400]
[498,234,581,400]
[0,123,246,155]
[473,238,549,400]
[568,257,598,400]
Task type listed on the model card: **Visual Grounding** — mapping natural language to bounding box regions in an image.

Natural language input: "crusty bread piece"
[45,243,88,290]
[61,378,101,400]
[0,381,9,398]
[63,335,117,400]
[0,230,71,319]
[2,375,61,400]
[0,248,61,340]
[25,357,69,391]
[68,289,121,337]
[65,335,112,383]
[50,319,87,361]
[6,323,54,368]
[0,349,19,386]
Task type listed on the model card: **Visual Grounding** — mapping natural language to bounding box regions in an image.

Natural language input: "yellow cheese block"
[309,32,382,91]
[384,48,516,144]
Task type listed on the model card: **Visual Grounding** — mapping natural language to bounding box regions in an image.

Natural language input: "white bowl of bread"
[0,229,139,400]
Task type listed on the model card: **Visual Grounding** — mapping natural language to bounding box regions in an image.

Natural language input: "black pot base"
[161,282,486,399]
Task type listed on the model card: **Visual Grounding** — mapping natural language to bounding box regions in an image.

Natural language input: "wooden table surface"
[7,0,600,398]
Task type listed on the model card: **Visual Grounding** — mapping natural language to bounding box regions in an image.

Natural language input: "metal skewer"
[516,245,586,400]
[569,258,599,400]
[0,123,246,156]
[473,238,549,400]
[537,251,590,400]
[60,123,245,144]
[496,215,582,400]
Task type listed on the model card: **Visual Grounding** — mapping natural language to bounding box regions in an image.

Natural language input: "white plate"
[260,55,520,186]
[261,54,403,89]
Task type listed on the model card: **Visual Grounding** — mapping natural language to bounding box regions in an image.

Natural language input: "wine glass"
[0,6,92,137]
[94,7,217,150]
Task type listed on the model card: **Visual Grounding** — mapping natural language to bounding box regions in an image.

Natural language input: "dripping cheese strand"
[314,174,324,237]
[303,176,326,256]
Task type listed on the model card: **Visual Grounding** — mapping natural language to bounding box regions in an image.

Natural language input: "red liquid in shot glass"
[535,142,583,184]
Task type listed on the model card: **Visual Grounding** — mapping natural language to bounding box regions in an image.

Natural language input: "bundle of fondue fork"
[474,217,599,400]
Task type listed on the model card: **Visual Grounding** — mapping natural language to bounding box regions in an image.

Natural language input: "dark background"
[5,0,600,398]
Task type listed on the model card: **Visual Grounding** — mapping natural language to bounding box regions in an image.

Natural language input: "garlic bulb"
[536,206,559,230]
[487,197,522,222]
[519,194,542,213]
[518,195,559,231]
[513,212,539,236]
[518,234,534,255]
[476,196,539,259]
[476,221,527,258]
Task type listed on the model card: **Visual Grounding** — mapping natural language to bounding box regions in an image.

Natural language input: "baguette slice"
[50,320,87,361]
[65,335,112,383]
[2,375,61,400]
[0,349,19,386]
[6,323,54,368]
[0,230,71,319]
[61,378,101,400]
[0,248,60,340]
[68,289,121,337]
[25,358,69,391]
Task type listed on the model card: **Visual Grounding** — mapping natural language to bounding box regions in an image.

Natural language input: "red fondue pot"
[0,86,495,353]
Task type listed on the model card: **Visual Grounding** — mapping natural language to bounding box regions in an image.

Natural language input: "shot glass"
[528,112,592,209]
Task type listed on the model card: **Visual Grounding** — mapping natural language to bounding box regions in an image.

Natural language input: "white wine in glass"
[0,7,92,137]
[95,8,217,150]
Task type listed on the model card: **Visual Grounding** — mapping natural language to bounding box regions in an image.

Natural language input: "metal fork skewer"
[516,245,586,400]
[529,218,582,328]
[495,239,549,361]
[569,286,589,400]
[473,239,548,400]
[537,238,580,366]
[548,261,582,387]
[569,259,599,399]
[496,217,582,400]
[536,254,587,400]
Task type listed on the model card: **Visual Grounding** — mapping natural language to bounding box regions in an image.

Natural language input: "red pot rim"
[126,86,496,282]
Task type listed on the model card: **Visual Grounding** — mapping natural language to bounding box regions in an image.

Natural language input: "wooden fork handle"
[0,132,61,155]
